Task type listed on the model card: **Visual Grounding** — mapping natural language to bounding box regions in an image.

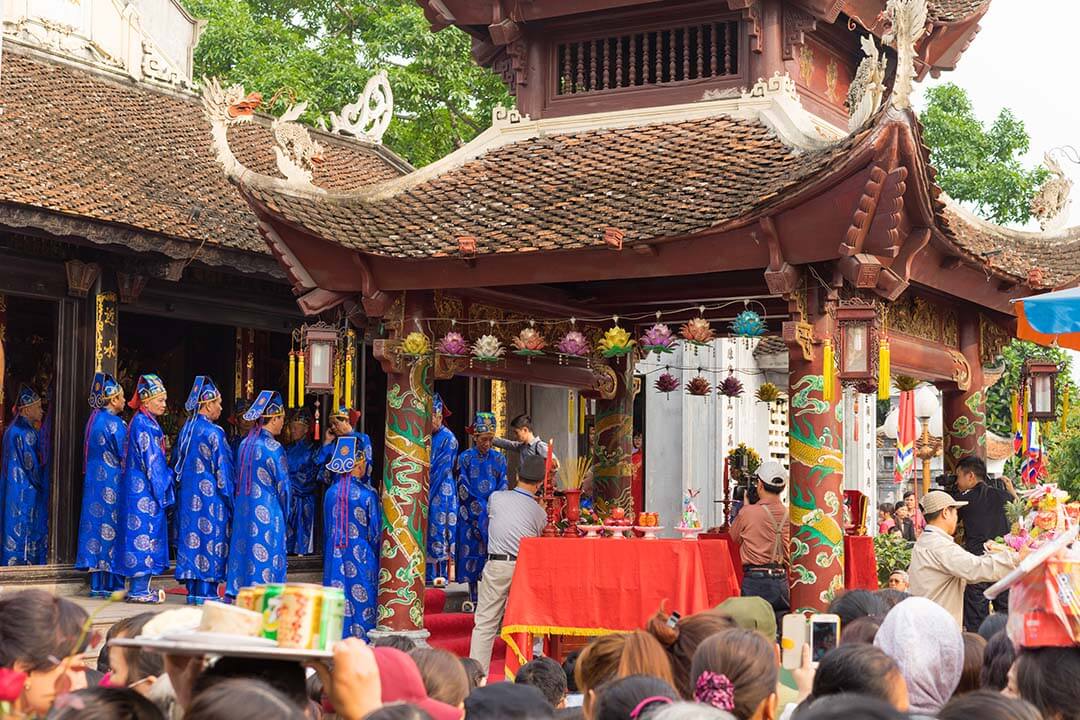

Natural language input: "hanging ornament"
[598,325,634,357]
[401,331,431,357]
[655,372,680,394]
[436,331,469,357]
[639,323,677,355]
[1063,385,1071,433]
[878,334,891,401]
[344,330,355,410]
[730,310,767,338]
[823,338,835,403]
[288,350,297,408]
[756,382,781,403]
[512,327,547,357]
[471,334,505,363]
[680,317,715,346]
[718,373,744,399]
[686,375,713,396]
[297,351,305,401]
[556,330,591,358]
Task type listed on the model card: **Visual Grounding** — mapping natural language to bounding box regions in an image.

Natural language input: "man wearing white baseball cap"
[908,490,1018,625]
[730,460,790,624]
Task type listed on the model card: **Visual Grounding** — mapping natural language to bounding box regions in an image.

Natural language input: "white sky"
[913,0,1080,382]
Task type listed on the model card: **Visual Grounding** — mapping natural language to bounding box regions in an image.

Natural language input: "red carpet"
[424,588,506,681]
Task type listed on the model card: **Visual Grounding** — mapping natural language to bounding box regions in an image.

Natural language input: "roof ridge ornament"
[1030,152,1074,232]
[201,76,262,178]
[272,102,326,190]
[882,0,928,111]
[847,35,887,132]
[492,105,530,129]
[326,70,394,144]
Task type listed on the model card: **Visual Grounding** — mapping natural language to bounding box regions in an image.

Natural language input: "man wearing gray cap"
[730,460,790,623]
[907,490,1018,625]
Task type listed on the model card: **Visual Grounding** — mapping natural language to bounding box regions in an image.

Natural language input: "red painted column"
[593,358,634,510]
[786,292,846,610]
[943,314,986,472]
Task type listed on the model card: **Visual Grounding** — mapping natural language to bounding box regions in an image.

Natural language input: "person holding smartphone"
[729,460,790,627]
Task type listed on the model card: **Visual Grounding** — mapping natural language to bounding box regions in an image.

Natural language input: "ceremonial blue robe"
[285,439,319,555]
[75,409,127,573]
[426,425,459,582]
[175,414,234,584]
[0,416,46,565]
[226,428,290,596]
[118,410,174,578]
[455,447,507,584]
[323,473,380,638]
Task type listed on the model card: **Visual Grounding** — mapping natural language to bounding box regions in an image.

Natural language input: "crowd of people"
[1,583,1076,720]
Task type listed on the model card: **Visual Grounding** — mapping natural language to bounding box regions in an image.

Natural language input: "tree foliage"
[181,0,510,167]
[921,83,1048,225]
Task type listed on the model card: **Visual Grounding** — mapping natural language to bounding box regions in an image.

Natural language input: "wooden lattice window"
[554,21,739,97]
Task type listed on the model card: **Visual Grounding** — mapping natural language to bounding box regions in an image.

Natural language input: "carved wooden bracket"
[297,288,352,316]
[362,290,397,319]
[759,216,800,296]
[838,253,883,289]
[782,320,815,361]
[604,227,625,251]
[947,349,972,392]
[782,4,817,60]
[64,260,101,299]
[726,0,763,53]
[116,272,147,304]
[841,130,906,259]
[145,258,187,282]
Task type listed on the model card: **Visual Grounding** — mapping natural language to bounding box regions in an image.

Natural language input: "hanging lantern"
[556,330,591,358]
[401,331,431,357]
[836,299,879,387]
[730,310,767,338]
[639,323,677,355]
[436,331,469,357]
[680,317,714,346]
[655,372,680,393]
[1024,360,1060,420]
[599,324,634,357]
[686,376,712,396]
[512,328,547,357]
[302,324,338,392]
[756,382,781,404]
[472,334,505,363]
[718,373,744,399]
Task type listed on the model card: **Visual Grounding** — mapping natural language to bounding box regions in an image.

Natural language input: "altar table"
[700,531,880,590]
[499,536,740,676]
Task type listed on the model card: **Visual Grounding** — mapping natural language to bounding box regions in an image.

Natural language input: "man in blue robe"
[118,374,173,603]
[0,385,46,565]
[323,435,380,638]
[75,373,127,595]
[226,390,290,598]
[456,411,507,609]
[426,394,458,587]
[316,407,373,488]
[174,376,234,605]
[285,408,319,556]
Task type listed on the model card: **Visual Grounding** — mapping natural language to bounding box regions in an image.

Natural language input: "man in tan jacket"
[908,491,1017,625]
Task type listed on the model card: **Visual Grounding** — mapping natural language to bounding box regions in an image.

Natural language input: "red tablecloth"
[843,534,879,590]
[500,537,740,676]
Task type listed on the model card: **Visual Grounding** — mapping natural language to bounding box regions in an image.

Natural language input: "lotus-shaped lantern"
[436,331,469,356]
[556,330,591,357]
[401,331,431,356]
[686,376,712,396]
[512,328,547,357]
[680,317,715,346]
[599,325,634,358]
[719,374,744,398]
[730,310,767,338]
[639,323,677,355]
[654,372,680,393]
[756,382,781,403]
[471,334,505,363]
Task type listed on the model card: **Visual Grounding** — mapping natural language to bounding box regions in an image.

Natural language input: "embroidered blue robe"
[285,439,319,555]
[75,409,127,573]
[226,428,290,596]
[118,410,174,577]
[175,414,235,584]
[454,447,507,583]
[0,416,46,565]
[323,473,380,638]
[426,425,459,582]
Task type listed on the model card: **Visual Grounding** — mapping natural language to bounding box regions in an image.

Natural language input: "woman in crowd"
[1012,646,1080,720]
[980,631,1016,692]
[104,614,164,697]
[575,631,675,716]
[645,608,734,699]
[689,628,778,720]
[839,617,881,646]
[827,590,889,628]
[589,675,678,720]
[409,648,469,709]
[459,658,487,692]
[793,695,906,720]
[0,589,91,718]
[955,633,987,697]
[874,597,964,718]
[185,679,306,720]
[939,690,1041,720]
[798,644,908,713]
[651,704,735,720]
[48,686,164,720]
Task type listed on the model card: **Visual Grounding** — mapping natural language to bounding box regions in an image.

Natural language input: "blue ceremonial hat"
[243,390,285,422]
[128,373,166,410]
[16,384,40,409]
[433,393,452,417]
[325,434,365,474]
[184,376,221,413]
[473,411,496,436]
[87,372,121,409]
[290,406,313,425]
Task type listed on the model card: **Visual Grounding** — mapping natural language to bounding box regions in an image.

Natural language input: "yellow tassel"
[297,352,305,401]
[822,339,835,403]
[579,396,586,434]
[1010,391,1020,434]
[1063,385,1070,433]
[345,333,354,411]
[878,337,891,401]
[333,354,341,411]
[1021,386,1029,454]
[288,351,296,409]
[568,392,575,434]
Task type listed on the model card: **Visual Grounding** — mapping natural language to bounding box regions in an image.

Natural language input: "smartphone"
[780,614,807,670]
[810,614,841,663]
[781,613,841,669]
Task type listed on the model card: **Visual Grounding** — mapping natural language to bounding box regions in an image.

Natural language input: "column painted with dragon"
[375,292,434,637]
[943,313,985,473]
[786,290,846,611]
[593,357,634,510]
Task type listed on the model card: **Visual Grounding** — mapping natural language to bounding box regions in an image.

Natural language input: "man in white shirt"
[907,490,1017,625]
[468,454,548,672]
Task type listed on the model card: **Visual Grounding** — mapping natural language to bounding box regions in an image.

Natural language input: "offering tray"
[110,635,333,662]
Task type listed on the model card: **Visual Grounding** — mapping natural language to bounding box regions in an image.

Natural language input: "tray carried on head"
[110,633,333,662]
